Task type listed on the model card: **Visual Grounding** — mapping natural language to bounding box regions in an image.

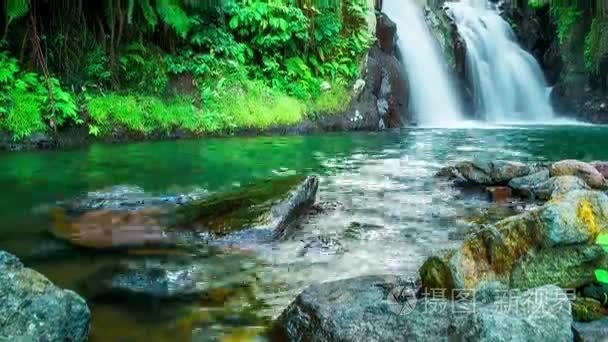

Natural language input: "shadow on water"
[1,126,608,340]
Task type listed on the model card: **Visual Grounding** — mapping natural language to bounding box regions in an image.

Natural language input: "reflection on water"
[1,126,608,341]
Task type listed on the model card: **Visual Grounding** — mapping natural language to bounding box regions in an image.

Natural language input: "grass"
[310,84,351,114]
[86,78,351,136]
[5,77,353,140]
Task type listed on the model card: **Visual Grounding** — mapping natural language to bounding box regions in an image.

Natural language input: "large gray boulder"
[0,251,90,341]
[273,276,573,342]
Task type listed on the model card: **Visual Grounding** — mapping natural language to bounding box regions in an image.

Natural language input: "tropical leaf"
[597,232,608,252]
[5,0,29,25]
[139,0,158,29]
[595,269,608,284]
[156,0,191,38]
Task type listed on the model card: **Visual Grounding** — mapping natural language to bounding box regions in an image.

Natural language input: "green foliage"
[584,17,608,74]
[551,4,582,43]
[4,0,29,28]
[85,48,113,89]
[594,233,608,284]
[311,83,351,114]
[2,0,374,140]
[0,51,80,139]
[156,0,191,37]
[119,43,168,94]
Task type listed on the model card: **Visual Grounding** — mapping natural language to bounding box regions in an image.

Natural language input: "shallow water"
[1,126,608,341]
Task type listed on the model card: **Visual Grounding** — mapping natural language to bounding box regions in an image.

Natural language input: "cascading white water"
[447,0,554,122]
[383,0,463,126]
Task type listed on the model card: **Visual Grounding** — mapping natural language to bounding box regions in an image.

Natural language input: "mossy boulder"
[550,160,606,189]
[420,190,608,292]
[572,297,606,322]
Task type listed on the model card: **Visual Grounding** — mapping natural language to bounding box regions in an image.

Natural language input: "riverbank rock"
[531,175,590,200]
[0,251,90,341]
[507,168,550,196]
[573,317,608,341]
[437,160,532,185]
[58,185,204,214]
[273,276,573,342]
[420,190,608,293]
[572,297,606,322]
[592,161,608,178]
[550,160,606,189]
[174,175,318,240]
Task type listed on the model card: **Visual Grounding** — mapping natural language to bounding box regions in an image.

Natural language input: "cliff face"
[504,2,608,123]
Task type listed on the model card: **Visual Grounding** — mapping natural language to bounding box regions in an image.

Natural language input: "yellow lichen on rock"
[577,198,601,238]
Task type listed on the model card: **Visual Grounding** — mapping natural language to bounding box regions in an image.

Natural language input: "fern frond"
[139,0,158,29]
[5,0,29,24]
[127,0,135,24]
[156,0,191,38]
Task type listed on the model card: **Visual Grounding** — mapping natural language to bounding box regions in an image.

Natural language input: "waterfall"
[383,0,463,126]
[447,0,554,122]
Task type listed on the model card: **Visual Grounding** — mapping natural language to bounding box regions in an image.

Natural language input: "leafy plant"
[595,232,608,283]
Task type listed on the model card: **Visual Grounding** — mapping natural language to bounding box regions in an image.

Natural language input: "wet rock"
[59,185,203,214]
[581,283,608,306]
[297,235,344,257]
[376,14,397,53]
[573,317,608,342]
[0,251,90,341]
[508,168,550,196]
[437,160,531,185]
[420,190,608,292]
[82,262,203,301]
[486,186,512,203]
[550,160,606,189]
[174,176,319,239]
[456,285,573,342]
[532,175,590,200]
[81,254,254,302]
[352,79,366,98]
[273,276,573,342]
[51,176,318,249]
[175,176,318,240]
[591,161,608,178]
[572,297,606,322]
[50,207,173,249]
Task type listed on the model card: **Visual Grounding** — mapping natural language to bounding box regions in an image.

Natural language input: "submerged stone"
[0,251,90,341]
[420,190,608,292]
[50,176,318,249]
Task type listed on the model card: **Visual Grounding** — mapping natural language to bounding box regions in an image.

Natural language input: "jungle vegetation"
[0,0,373,139]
